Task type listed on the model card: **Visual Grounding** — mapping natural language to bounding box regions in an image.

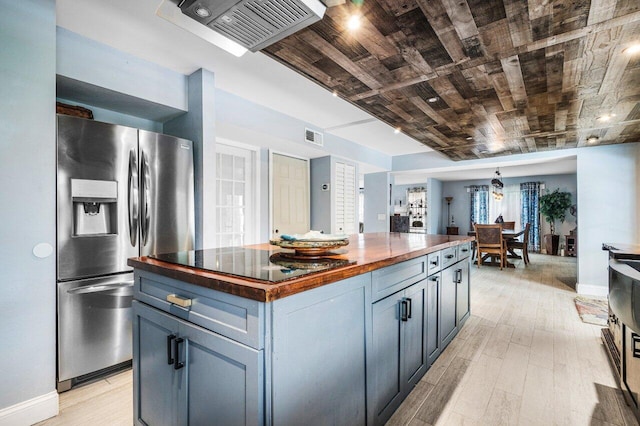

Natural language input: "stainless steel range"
[603,243,640,423]
[56,115,194,391]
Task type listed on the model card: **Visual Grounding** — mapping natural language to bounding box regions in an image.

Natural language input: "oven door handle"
[66,281,134,295]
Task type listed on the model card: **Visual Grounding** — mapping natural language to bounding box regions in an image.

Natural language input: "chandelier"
[491,168,504,201]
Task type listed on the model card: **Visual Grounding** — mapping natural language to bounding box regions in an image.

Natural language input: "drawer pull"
[167,293,192,308]
[632,333,640,358]
[445,254,454,259]
[430,259,439,266]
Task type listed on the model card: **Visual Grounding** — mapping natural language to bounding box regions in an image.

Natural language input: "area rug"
[574,295,608,326]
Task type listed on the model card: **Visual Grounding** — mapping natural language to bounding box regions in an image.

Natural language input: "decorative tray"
[269,238,349,257]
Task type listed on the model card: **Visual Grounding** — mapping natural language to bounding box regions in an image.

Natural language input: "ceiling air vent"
[305,128,323,146]
[177,0,326,52]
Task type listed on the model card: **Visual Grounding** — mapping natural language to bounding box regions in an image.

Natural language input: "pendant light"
[491,168,504,201]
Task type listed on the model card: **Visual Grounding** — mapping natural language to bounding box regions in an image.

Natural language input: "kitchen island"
[129,232,474,426]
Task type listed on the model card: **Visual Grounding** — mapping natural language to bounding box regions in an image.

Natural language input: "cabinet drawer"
[427,251,441,274]
[134,270,263,349]
[441,247,457,269]
[372,256,427,302]
[457,243,472,260]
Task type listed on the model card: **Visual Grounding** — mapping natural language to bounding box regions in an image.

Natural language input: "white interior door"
[271,153,310,237]
[215,143,257,247]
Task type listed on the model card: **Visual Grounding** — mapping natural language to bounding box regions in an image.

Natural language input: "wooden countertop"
[128,232,474,302]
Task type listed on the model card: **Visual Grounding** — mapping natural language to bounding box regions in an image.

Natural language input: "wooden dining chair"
[502,221,515,230]
[507,223,531,265]
[474,224,507,269]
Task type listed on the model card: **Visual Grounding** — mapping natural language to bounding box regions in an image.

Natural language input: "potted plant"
[539,189,572,255]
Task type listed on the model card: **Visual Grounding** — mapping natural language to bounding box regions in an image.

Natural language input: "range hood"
[168,0,325,53]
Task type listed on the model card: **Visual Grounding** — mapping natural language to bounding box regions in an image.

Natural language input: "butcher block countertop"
[128,232,474,302]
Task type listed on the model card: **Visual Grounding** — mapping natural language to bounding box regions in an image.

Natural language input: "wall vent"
[305,128,323,146]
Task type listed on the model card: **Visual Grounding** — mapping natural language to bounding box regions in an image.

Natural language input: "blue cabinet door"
[133,301,181,426]
[440,266,457,348]
[456,260,470,326]
[426,273,441,366]
[180,319,263,426]
[372,291,404,425]
[402,279,428,387]
[134,300,263,426]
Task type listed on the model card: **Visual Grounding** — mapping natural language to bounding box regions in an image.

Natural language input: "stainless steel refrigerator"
[56,115,194,391]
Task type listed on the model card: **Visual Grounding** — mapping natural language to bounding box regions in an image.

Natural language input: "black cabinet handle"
[430,259,439,266]
[429,275,439,282]
[167,334,176,365]
[455,269,462,284]
[632,333,640,358]
[461,248,469,253]
[400,300,408,322]
[173,337,185,370]
[406,298,412,319]
[445,254,454,259]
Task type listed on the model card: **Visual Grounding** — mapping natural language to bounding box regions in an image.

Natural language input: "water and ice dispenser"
[71,179,118,236]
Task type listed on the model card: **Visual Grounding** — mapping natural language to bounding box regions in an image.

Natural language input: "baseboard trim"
[576,283,608,297]
[0,391,58,426]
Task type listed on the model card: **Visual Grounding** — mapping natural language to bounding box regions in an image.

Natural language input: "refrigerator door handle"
[140,150,151,246]
[128,149,139,247]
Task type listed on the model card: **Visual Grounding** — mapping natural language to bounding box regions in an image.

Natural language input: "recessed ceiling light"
[625,44,640,55]
[332,91,338,97]
[587,136,599,144]
[195,6,212,18]
[466,136,473,140]
[427,97,439,103]
[347,15,361,30]
[394,127,401,134]
[598,113,616,121]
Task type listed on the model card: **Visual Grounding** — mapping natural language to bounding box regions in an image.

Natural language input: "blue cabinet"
[426,273,441,366]
[371,278,428,425]
[440,266,458,348]
[133,301,263,426]
[132,243,471,426]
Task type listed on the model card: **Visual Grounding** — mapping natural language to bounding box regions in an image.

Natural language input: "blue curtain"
[469,185,489,228]
[520,182,541,252]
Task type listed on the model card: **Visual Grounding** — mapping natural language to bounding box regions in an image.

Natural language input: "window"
[469,185,489,226]
[489,184,521,229]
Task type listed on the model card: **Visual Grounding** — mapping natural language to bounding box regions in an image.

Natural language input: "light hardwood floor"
[37,253,634,426]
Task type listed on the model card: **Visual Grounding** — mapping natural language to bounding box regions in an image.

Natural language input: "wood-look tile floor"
[388,253,637,426]
[36,253,635,425]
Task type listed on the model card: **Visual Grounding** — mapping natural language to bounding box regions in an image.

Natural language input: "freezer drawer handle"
[67,281,134,295]
[167,293,192,308]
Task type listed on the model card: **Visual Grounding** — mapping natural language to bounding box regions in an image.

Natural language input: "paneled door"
[216,143,257,248]
[271,153,309,237]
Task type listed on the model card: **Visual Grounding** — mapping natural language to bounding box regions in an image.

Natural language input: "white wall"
[577,143,640,295]
[0,1,58,423]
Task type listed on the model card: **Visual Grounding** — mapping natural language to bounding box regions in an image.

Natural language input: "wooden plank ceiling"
[263,0,640,160]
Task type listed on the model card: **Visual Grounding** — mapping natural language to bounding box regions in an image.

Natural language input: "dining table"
[467,228,525,268]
